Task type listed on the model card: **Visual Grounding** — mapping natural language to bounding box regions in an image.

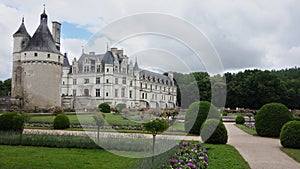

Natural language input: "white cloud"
[0,0,300,80]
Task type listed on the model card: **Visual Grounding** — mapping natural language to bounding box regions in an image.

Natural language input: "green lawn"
[281,148,300,163]
[206,144,250,169]
[234,124,257,135]
[0,145,137,169]
[0,143,250,169]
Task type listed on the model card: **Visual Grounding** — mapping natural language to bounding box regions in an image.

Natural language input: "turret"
[13,17,31,53]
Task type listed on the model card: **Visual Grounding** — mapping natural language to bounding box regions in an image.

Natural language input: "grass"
[0,143,250,169]
[0,145,137,169]
[234,124,257,135]
[281,148,300,163]
[205,144,250,169]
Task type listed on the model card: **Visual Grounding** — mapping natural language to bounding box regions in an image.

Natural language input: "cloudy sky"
[1,0,300,80]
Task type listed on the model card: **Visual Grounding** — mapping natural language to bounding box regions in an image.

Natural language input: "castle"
[11,8,177,110]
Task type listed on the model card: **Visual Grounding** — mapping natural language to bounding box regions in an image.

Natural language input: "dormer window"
[34,53,38,57]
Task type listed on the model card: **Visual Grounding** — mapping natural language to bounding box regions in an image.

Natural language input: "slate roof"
[101,51,114,64]
[63,54,70,67]
[23,11,61,54]
[13,18,31,37]
[133,61,139,71]
[139,69,171,81]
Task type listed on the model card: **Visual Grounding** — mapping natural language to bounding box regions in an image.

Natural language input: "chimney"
[52,21,61,51]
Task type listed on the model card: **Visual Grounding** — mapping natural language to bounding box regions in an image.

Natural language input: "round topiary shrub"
[116,103,126,113]
[98,103,111,113]
[255,103,293,137]
[200,119,228,144]
[185,101,221,135]
[53,114,70,129]
[0,111,26,132]
[235,115,245,124]
[280,121,300,149]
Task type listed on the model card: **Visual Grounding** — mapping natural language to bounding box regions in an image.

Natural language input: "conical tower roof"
[133,58,139,71]
[13,17,30,37]
[23,9,61,54]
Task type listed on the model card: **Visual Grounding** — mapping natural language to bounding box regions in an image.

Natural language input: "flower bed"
[161,142,208,169]
[244,123,255,130]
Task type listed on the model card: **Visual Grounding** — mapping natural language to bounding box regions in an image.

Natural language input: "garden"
[0,101,254,168]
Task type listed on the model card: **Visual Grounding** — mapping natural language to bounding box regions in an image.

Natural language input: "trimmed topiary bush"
[116,103,126,113]
[280,121,300,149]
[235,115,245,124]
[185,101,221,135]
[53,114,70,129]
[0,111,27,132]
[98,103,111,113]
[255,103,293,137]
[200,119,228,144]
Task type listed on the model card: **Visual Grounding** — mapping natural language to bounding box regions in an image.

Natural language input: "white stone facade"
[62,48,177,109]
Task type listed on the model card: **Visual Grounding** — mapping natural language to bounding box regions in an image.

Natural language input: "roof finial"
[81,45,84,54]
[106,42,109,51]
[43,4,46,13]
[22,16,24,23]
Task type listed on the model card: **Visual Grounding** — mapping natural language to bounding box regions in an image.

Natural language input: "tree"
[93,113,106,142]
[98,103,111,113]
[143,119,169,156]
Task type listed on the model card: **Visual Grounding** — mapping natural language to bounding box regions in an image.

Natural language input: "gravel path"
[23,129,201,141]
[225,123,300,169]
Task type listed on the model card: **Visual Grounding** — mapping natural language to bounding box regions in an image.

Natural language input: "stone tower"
[11,8,63,109]
[11,17,31,98]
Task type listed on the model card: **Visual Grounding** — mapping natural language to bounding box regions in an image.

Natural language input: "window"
[115,78,118,84]
[84,79,89,84]
[155,85,157,90]
[34,53,38,57]
[150,85,152,91]
[47,54,50,58]
[140,83,142,88]
[84,89,89,96]
[122,68,126,73]
[106,79,109,83]
[145,93,147,99]
[142,93,144,99]
[122,77,126,84]
[129,90,132,98]
[73,79,77,85]
[58,55,60,61]
[115,89,118,97]
[106,92,108,97]
[84,66,89,73]
[121,88,125,97]
[73,90,76,96]
[96,65,101,72]
[164,87,166,92]
[106,68,109,72]
[96,77,100,84]
[62,81,65,85]
[145,84,147,89]
[96,89,100,97]
[129,81,132,87]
